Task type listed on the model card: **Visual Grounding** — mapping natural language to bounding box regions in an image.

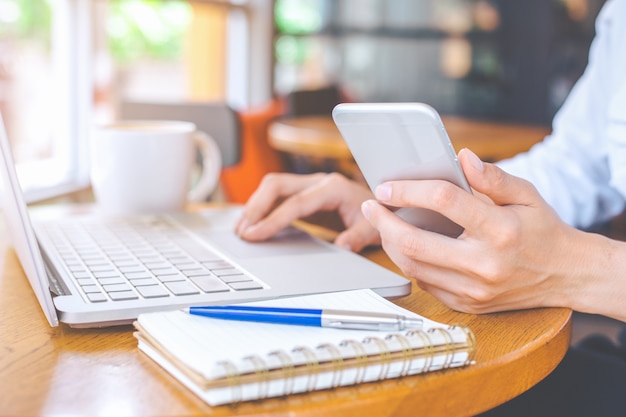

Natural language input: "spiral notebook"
[133,289,476,405]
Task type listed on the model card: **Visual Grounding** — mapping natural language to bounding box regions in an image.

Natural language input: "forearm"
[560,230,626,322]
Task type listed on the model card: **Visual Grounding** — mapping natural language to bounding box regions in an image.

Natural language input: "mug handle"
[188,131,222,202]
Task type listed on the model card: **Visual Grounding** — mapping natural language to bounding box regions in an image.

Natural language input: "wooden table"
[0,211,571,417]
[268,116,552,177]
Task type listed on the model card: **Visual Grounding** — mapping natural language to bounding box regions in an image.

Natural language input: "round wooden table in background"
[268,115,551,177]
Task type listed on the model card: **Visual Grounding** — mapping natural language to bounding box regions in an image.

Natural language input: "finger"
[418,279,544,314]
[400,262,498,314]
[374,178,492,236]
[240,174,352,241]
[236,173,326,235]
[458,148,541,207]
[362,199,467,269]
[334,218,381,252]
[413,256,553,314]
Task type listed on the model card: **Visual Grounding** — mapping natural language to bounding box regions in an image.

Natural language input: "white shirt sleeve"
[496,0,626,229]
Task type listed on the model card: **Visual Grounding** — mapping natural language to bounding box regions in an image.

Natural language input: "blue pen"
[185,305,423,331]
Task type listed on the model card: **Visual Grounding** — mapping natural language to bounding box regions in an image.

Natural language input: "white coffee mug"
[90,120,222,215]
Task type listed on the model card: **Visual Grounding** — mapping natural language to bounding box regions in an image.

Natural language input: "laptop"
[0,115,410,328]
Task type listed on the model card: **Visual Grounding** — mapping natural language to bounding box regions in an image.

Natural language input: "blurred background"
[0,0,607,200]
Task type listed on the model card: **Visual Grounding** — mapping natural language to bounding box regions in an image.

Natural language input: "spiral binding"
[292,345,320,392]
[216,324,475,401]
[339,339,369,384]
[217,360,241,404]
[362,336,391,380]
[384,333,413,377]
[406,329,434,373]
[429,327,454,369]
[453,324,477,365]
[268,350,296,396]
[316,343,344,388]
[243,355,270,400]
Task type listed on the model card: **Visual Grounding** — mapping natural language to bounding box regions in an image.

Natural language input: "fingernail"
[236,218,249,235]
[361,200,372,220]
[464,148,484,172]
[375,183,392,201]
[336,241,352,252]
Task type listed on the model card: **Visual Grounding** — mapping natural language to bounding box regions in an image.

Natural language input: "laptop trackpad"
[205,227,332,259]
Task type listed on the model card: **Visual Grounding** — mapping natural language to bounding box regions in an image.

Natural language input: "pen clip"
[326,318,423,332]
[326,321,394,331]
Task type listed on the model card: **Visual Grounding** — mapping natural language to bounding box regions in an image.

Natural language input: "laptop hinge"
[39,243,71,296]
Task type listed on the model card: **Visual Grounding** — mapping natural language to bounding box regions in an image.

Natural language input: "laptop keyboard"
[41,216,265,302]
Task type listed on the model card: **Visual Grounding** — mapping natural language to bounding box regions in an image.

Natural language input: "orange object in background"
[220,99,287,204]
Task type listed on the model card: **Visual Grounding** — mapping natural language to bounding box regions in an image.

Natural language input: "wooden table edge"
[391,307,572,416]
[291,220,572,416]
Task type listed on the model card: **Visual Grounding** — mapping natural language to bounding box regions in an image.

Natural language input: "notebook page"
[136,289,461,381]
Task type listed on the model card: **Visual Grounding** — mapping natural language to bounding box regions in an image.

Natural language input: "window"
[0,0,92,202]
[1,0,273,203]
[94,0,274,123]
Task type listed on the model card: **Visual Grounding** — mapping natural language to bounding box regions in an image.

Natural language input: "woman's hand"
[235,172,380,252]
[362,148,625,319]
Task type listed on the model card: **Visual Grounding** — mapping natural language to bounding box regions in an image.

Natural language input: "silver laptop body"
[0,115,410,328]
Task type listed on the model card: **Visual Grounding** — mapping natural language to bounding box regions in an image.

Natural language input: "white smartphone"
[332,102,471,237]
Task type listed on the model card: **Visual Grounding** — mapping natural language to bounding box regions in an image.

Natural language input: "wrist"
[563,231,626,322]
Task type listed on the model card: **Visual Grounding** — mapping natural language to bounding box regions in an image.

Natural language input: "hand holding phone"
[332,102,471,237]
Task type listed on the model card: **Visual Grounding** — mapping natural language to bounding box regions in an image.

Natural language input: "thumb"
[458,148,539,206]
[334,218,381,252]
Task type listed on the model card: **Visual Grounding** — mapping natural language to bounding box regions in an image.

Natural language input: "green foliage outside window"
[0,0,52,40]
[0,0,191,63]
[274,0,323,35]
[274,0,324,65]
[107,0,192,64]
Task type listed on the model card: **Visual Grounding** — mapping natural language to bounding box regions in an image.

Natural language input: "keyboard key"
[102,283,132,293]
[76,277,95,286]
[212,268,244,277]
[82,285,102,293]
[83,258,109,267]
[111,258,138,266]
[202,260,233,269]
[136,285,170,298]
[124,271,152,280]
[109,291,139,301]
[143,261,172,270]
[219,274,249,283]
[87,293,108,302]
[157,273,187,283]
[228,281,264,291]
[97,276,127,286]
[152,267,180,276]
[89,265,116,273]
[168,256,196,265]
[118,265,146,274]
[129,277,159,286]
[189,275,230,293]
[182,269,213,277]
[177,263,203,271]
[163,281,200,296]
[93,270,123,279]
